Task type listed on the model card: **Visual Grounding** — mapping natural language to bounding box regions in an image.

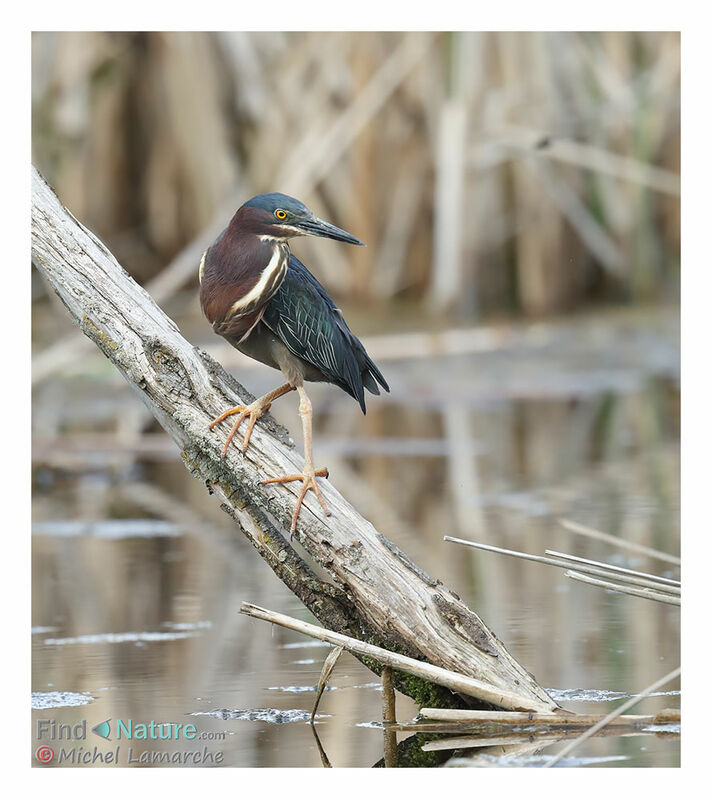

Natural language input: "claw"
[262,467,330,534]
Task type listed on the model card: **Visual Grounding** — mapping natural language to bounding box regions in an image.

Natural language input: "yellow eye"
[275,209,287,220]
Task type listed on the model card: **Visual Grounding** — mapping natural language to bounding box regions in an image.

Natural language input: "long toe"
[262,467,328,485]
[208,404,247,431]
[209,399,272,456]
[262,468,331,533]
[220,409,251,456]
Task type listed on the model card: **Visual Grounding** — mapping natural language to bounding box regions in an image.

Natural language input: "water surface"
[32,308,680,767]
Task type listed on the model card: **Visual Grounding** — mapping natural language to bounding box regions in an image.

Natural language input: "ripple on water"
[43,630,203,645]
[32,691,94,709]
[445,754,629,768]
[189,708,329,724]
[547,687,680,703]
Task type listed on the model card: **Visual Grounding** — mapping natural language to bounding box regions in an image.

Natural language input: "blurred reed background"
[31,31,680,767]
[31,31,679,317]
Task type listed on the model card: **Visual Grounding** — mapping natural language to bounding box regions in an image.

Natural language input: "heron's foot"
[262,466,330,535]
[208,398,273,456]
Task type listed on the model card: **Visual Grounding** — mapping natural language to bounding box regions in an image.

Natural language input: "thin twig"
[559,518,680,566]
[565,571,680,606]
[311,646,344,722]
[239,602,555,712]
[443,537,680,596]
[545,549,680,587]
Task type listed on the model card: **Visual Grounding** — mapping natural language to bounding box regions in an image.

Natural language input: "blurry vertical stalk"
[348,38,378,301]
[32,31,679,320]
[430,32,468,313]
[499,33,569,316]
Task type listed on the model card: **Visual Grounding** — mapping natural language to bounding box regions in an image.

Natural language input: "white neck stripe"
[228,244,287,315]
[198,250,207,284]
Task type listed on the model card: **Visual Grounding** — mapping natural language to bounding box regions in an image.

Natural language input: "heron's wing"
[262,254,389,412]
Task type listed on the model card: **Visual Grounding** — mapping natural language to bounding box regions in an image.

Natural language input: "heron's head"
[241,192,365,245]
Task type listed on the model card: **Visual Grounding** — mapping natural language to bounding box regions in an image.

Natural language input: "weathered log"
[31,165,558,712]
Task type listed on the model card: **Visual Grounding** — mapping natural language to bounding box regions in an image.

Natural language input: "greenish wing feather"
[262,255,388,412]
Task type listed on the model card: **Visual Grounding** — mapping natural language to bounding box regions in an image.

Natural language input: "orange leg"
[209,383,295,456]
[262,385,331,534]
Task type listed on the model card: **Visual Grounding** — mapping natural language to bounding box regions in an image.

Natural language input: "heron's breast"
[200,241,289,341]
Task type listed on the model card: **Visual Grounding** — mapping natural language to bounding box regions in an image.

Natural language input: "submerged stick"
[543,667,681,768]
[239,602,554,713]
[419,727,654,752]
[418,708,662,725]
[382,667,396,722]
[381,667,397,768]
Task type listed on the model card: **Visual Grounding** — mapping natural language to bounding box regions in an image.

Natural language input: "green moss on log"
[373,733,452,768]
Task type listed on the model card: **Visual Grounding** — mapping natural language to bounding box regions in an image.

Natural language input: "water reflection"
[32,309,679,767]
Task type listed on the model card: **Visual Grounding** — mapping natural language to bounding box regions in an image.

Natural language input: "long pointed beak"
[296,216,365,246]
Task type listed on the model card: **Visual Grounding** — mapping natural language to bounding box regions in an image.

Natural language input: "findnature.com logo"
[35,718,227,765]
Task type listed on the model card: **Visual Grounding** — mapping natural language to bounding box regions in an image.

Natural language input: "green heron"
[200,193,389,533]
